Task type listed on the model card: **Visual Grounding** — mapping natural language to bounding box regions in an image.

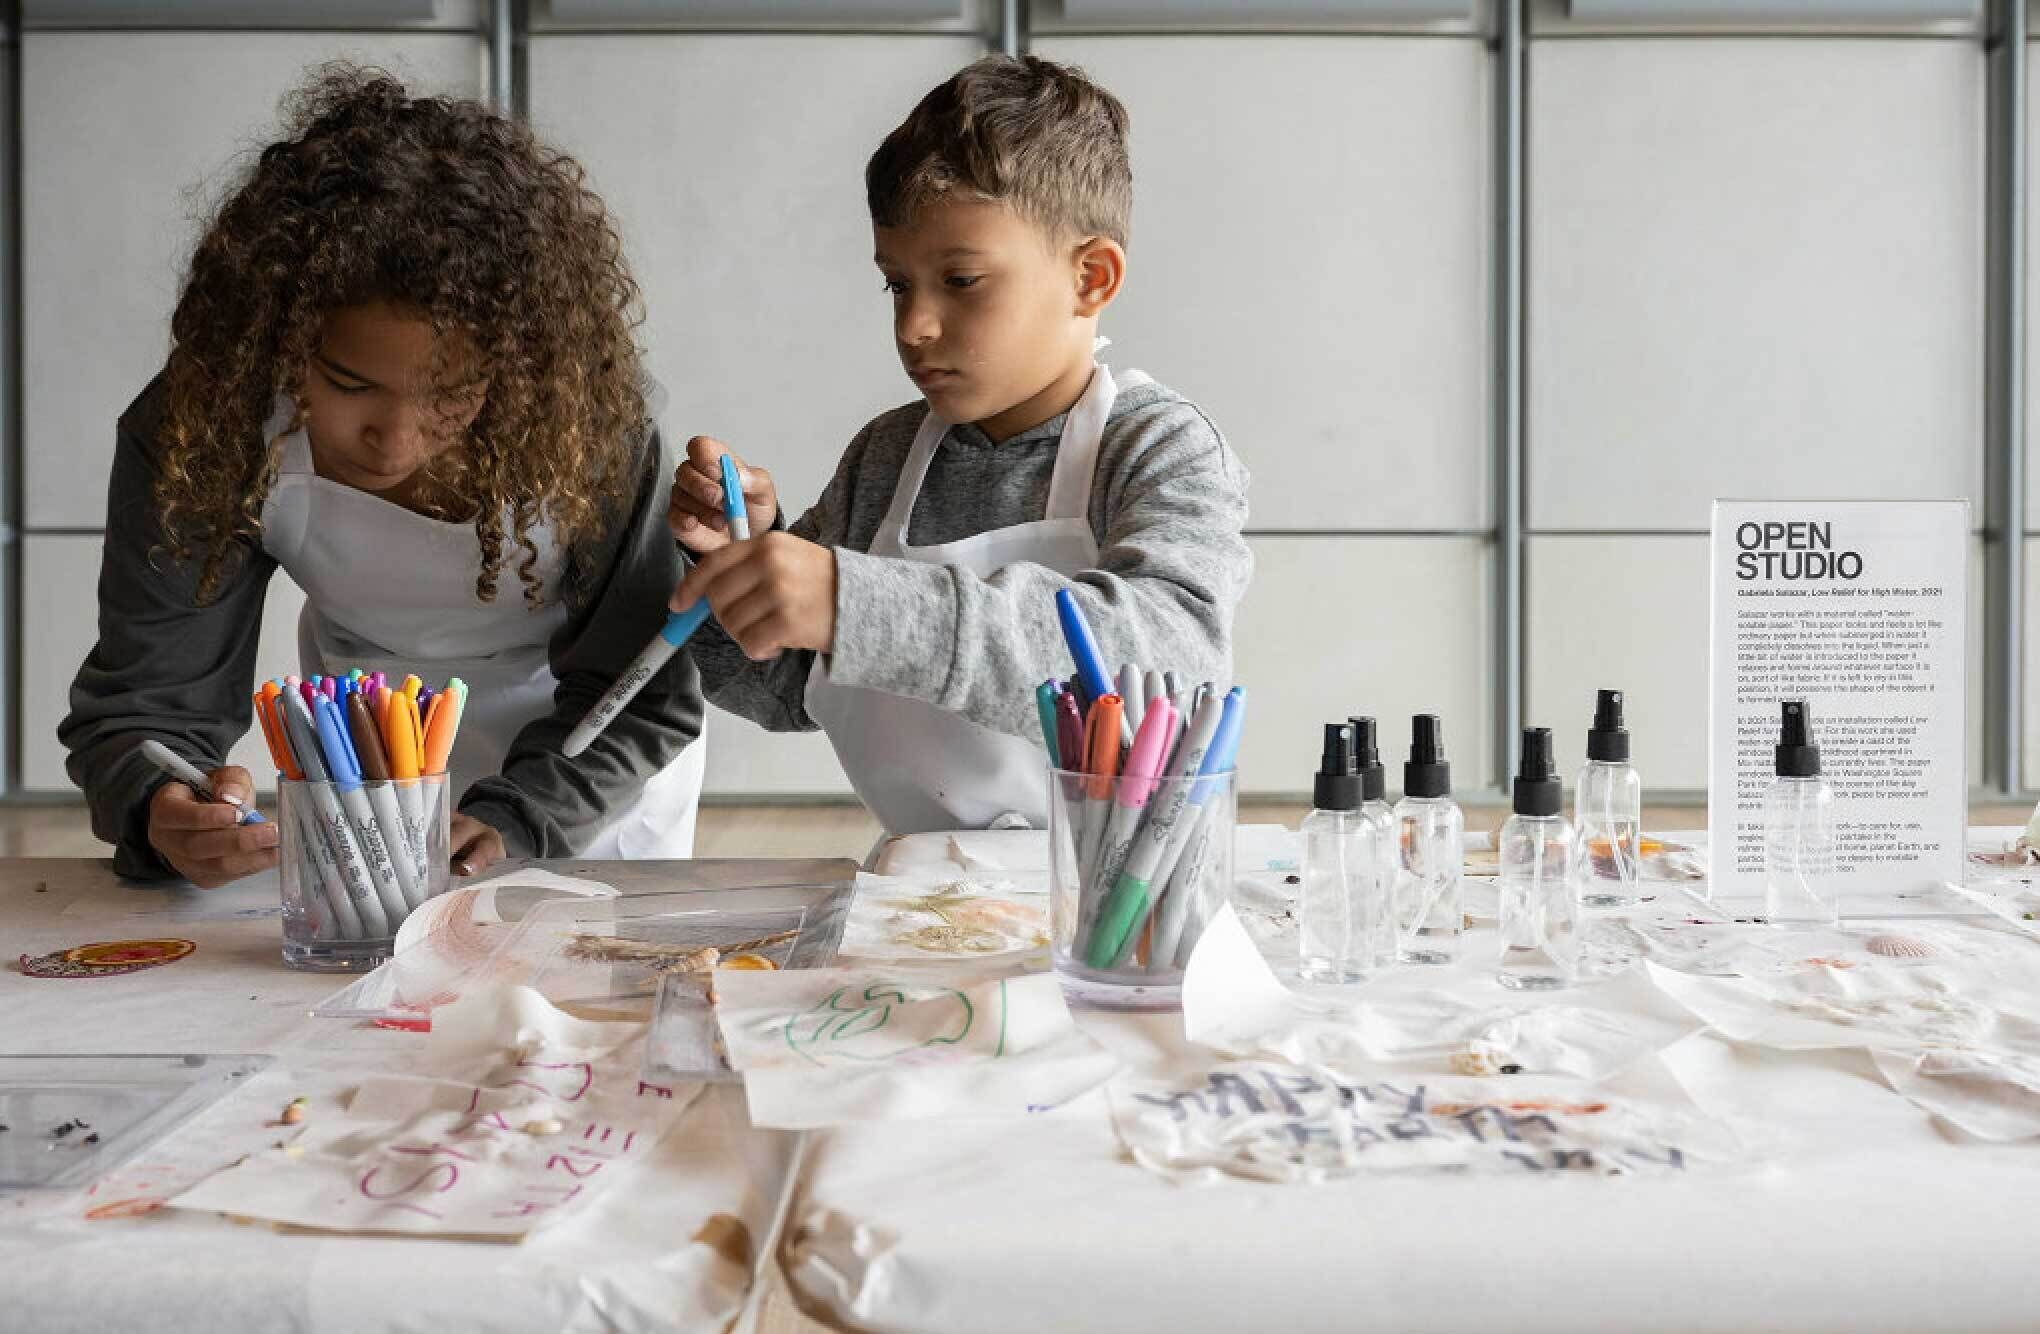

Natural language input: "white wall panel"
[1037,35,1493,530]
[530,34,982,527]
[1233,536,1491,796]
[22,32,484,530]
[1529,40,1983,531]
[24,536,310,794]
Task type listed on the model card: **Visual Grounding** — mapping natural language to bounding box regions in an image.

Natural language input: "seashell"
[1865,934,1938,959]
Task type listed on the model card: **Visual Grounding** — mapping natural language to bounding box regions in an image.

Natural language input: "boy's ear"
[1072,236,1126,317]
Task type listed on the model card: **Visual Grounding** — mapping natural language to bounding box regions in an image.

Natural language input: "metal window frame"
[2,0,18,799]
[1988,0,2026,797]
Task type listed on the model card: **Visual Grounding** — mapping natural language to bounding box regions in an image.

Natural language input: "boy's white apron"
[259,420,702,859]
[802,364,1116,836]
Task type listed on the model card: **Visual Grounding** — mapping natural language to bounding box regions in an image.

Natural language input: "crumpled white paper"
[1645,928,2040,1140]
[836,871,1049,964]
[1183,904,1699,1080]
[712,966,1121,1128]
[311,868,620,1022]
[172,985,694,1237]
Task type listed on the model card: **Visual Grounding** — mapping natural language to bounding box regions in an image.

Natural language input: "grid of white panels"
[4,7,2029,807]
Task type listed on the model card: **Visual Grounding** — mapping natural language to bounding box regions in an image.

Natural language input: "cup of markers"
[252,671,465,972]
[1043,590,1244,1010]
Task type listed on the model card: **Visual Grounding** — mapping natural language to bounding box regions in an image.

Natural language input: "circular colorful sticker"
[17,938,196,979]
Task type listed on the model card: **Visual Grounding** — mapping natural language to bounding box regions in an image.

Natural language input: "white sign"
[1707,500,1967,901]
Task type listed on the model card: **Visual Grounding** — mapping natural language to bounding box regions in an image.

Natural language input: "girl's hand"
[147,765,279,888]
[449,814,507,877]
[671,531,836,661]
[668,435,779,553]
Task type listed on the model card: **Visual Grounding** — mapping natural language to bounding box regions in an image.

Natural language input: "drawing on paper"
[781,980,1009,1067]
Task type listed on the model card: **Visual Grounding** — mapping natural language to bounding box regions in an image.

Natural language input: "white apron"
[803,363,1117,835]
[259,416,704,859]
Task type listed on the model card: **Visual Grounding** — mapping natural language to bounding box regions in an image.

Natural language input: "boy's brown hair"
[867,54,1132,245]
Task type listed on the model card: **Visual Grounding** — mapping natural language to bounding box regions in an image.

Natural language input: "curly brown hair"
[157,63,647,608]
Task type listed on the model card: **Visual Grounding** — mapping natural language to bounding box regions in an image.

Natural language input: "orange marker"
[421,679,464,776]
[1083,695,1124,800]
[254,682,301,780]
[386,692,421,782]
[405,693,425,773]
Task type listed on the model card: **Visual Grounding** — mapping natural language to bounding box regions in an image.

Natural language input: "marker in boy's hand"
[669,435,778,553]
[147,764,279,889]
[671,532,837,662]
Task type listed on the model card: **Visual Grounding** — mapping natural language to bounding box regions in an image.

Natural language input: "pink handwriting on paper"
[493,1059,595,1102]
[493,1182,583,1221]
[359,1162,459,1220]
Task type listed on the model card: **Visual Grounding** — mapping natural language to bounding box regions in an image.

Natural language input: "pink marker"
[1089,699,1176,897]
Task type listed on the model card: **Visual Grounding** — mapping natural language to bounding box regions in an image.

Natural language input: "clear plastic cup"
[1048,765,1235,1010]
[277,775,450,971]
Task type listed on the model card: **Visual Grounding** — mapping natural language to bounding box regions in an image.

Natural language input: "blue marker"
[720,453,751,541]
[1147,688,1246,968]
[313,696,410,927]
[1055,589,1113,703]
[563,600,715,759]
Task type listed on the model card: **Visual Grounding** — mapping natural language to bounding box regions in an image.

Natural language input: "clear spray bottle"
[1764,699,1837,925]
[1348,716,1396,970]
[1298,723,1393,986]
[1500,726,1580,990]
[1394,714,1463,965]
[1575,688,1642,908]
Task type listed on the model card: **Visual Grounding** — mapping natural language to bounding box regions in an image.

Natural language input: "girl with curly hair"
[59,65,705,888]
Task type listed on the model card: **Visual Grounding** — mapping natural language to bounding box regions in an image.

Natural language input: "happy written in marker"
[1109,1061,1735,1183]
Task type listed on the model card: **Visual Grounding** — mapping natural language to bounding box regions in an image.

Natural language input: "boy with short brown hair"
[670,54,1252,835]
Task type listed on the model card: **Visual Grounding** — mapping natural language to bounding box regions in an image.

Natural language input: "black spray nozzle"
[1588,687,1631,763]
[1775,699,1821,778]
[1319,722,1354,774]
[1348,715,1385,802]
[1404,713,1451,799]
[1513,726,1562,816]
[1313,722,1362,810]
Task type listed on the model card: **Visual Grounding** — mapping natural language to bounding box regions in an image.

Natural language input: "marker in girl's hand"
[139,740,266,825]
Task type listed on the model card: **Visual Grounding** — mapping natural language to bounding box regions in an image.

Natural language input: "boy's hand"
[672,532,836,660]
[668,435,779,554]
[147,765,279,888]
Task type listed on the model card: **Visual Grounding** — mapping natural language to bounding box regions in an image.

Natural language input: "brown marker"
[346,690,392,782]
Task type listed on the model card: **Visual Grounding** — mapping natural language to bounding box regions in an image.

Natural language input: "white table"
[770,830,2040,1334]
[0,856,854,1334]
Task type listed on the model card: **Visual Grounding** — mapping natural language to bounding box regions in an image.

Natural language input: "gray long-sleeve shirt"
[691,369,1252,744]
[60,374,703,879]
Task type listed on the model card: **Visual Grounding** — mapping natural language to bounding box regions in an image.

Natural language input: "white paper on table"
[1941,879,2040,942]
[1645,936,2040,1140]
[1234,823,1301,872]
[311,868,620,1019]
[172,985,695,1238]
[1109,1058,1747,1184]
[1182,905,1701,1081]
[836,871,1050,964]
[940,831,1047,873]
[712,966,1121,1128]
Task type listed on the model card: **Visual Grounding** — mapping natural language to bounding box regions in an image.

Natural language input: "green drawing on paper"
[781,980,1009,1067]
